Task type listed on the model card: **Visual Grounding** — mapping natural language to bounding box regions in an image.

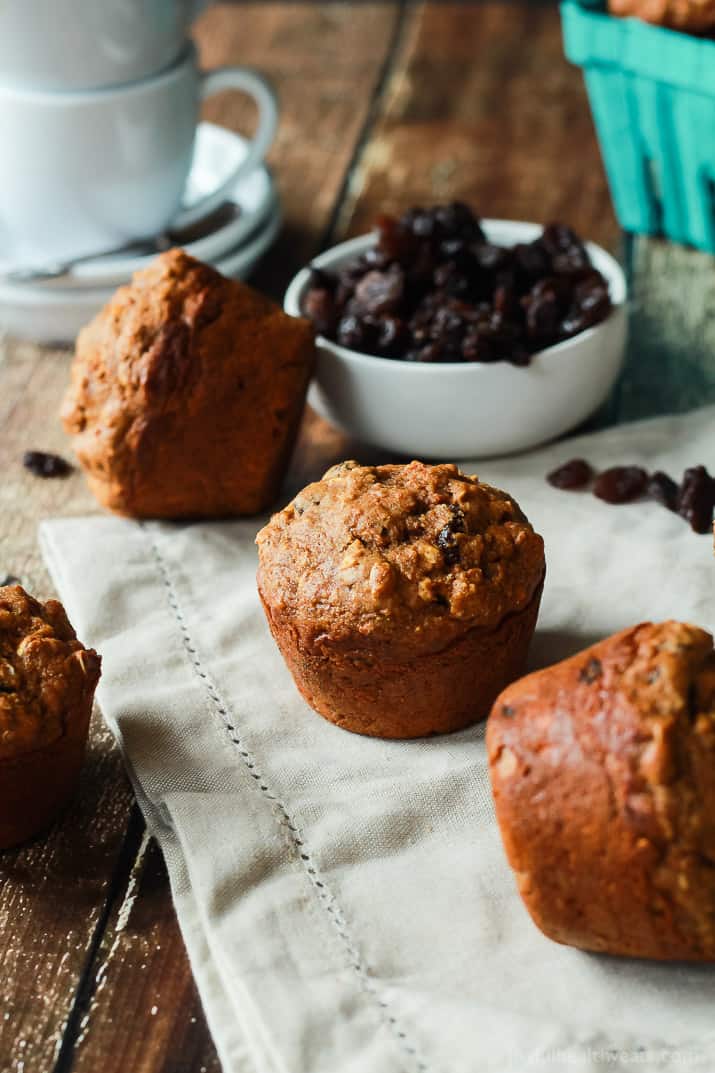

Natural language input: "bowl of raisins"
[285,204,627,458]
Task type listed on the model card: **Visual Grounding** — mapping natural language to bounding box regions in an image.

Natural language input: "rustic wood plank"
[0,706,134,1073]
[335,0,619,252]
[607,235,715,425]
[195,0,407,299]
[66,826,220,1073]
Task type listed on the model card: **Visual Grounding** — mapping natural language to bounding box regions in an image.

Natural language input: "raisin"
[436,504,465,564]
[579,658,603,684]
[541,223,590,276]
[0,576,20,588]
[375,316,407,356]
[352,264,404,316]
[593,466,648,504]
[299,205,610,366]
[561,273,612,337]
[547,458,594,490]
[501,705,516,718]
[523,280,562,341]
[437,526,460,565]
[513,241,550,282]
[22,451,72,478]
[302,286,337,336]
[678,466,715,534]
[646,471,679,512]
[434,201,485,241]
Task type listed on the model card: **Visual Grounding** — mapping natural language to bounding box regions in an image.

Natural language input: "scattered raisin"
[646,471,679,512]
[678,465,715,534]
[593,466,648,504]
[22,451,72,478]
[501,705,516,718]
[0,576,20,588]
[548,459,714,535]
[301,204,611,366]
[547,458,594,490]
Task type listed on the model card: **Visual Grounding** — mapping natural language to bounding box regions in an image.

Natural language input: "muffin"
[61,249,315,519]
[0,585,101,849]
[256,460,545,738]
[487,621,715,961]
[608,0,715,33]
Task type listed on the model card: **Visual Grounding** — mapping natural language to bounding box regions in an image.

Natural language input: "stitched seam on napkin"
[145,526,430,1073]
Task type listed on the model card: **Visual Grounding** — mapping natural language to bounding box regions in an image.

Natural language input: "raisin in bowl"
[284,217,627,458]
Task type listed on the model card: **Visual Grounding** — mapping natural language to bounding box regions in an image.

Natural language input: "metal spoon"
[1,202,238,286]
[2,234,174,285]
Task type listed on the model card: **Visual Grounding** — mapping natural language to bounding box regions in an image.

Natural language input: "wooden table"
[1,4,713,1071]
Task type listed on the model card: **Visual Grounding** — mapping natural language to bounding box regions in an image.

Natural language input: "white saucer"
[0,123,277,290]
[0,204,282,345]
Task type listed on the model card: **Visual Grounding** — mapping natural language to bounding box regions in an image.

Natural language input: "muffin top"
[62,248,283,435]
[256,460,545,653]
[61,246,313,461]
[0,586,101,761]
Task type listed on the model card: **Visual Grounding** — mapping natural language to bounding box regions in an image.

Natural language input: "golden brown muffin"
[608,0,715,32]
[61,249,314,519]
[256,460,545,738]
[487,621,715,961]
[0,585,101,849]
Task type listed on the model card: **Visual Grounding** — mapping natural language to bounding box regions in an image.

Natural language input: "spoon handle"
[1,237,167,285]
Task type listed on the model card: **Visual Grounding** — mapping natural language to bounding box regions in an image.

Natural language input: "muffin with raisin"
[608,0,715,33]
[256,460,545,738]
[488,621,715,960]
[62,249,314,519]
[0,585,101,849]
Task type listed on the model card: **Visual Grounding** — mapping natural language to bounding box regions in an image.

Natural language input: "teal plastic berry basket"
[561,0,715,252]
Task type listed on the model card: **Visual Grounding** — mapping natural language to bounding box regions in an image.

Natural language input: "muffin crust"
[0,586,100,759]
[62,249,314,519]
[0,586,101,847]
[488,621,715,960]
[257,461,545,737]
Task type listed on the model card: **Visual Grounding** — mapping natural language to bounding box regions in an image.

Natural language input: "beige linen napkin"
[40,406,715,1073]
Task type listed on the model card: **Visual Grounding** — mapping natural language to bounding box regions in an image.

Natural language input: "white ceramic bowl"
[284,220,627,459]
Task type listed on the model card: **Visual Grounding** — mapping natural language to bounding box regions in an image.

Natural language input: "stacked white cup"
[0,0,278,264]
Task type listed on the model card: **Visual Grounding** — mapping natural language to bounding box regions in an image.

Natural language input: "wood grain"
[0,707,134,1073]
[69,827,220,1073]
[611,235,715,423]
[336,1,619,252]
[194,1,405,298]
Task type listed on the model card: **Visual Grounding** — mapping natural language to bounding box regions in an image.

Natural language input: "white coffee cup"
[0,0,208,92]
[0,45,278,264]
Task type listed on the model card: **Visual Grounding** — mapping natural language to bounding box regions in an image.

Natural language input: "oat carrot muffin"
[0,585,101,849]
[608,0,715,33]
[61,249,314,519]
[256,460,545,738]
[488,621,715,961]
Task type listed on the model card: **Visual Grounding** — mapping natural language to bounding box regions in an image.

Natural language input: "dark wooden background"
[0,3,713,1071]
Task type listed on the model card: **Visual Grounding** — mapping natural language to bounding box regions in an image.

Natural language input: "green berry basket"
[561,0,715,252]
